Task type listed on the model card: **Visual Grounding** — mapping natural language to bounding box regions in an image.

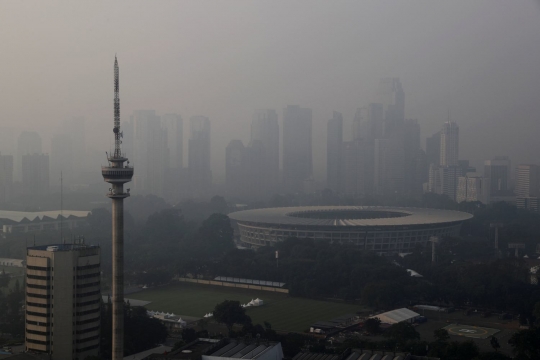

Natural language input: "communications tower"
[101,56,133,360]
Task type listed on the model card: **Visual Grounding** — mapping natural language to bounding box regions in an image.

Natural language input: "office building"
[225,140,246,199]
[440,121,459,167]
[327,111,343,192]
[340,139,364,196]
[161,114,183,171]
[484,157,511,196]
[131,110,168,197]
[0,153,13,203]
[374,138,404,196]
[516,164,540,211]
[25,244,101,359]
[426,131,441,167]
[16,131,42,182]
[282,105,312,193]
[376,78,405,127]
[457,174,489,203]
[188,116,212,197]
[22,154,49,196]
[251,109,279,192]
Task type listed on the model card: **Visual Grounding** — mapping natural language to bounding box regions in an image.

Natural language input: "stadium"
[229,206,473,255]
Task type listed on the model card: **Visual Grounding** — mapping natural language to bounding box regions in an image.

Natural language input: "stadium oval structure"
[228,206,473,255]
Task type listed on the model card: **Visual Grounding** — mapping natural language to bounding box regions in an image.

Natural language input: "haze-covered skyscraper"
[484,157,511,196]
[282,105,312,193]
[327,111,343,192]
[131,110,168,197]
[377,77,405,130]
[225,139,247,199]
[16,131,42,182]
[426,131,441,167]
[0,153,13,203]
[162,113,183,170]
[251,109,279,193]
[340,139,365,196]
[440,121,459,166]
[188,116,212,197]
[22,153,49,196]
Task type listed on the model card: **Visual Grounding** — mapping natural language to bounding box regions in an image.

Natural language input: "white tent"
[252,298,264,306]
[370,308,420,324]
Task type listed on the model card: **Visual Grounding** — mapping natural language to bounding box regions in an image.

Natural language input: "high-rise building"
[377,78,405,127]
[516,164,540,198]
[327,111,343,192]
[374,138,404,196]
[282,105,312,193]
[484,157,511,196]
[131,110,168,197]
[225,140,247,199]
[0,152,13,203]
[16,131,42,182]
[50,134,74,186]
[251,110,279,193]
[457,174,489,204]
[25,244,101,359]
[425,131,441,167]
[440,121,459,167]
[340,139,365,196]
[188,116,212,197]
[403,119,422,197]
[22,153,49,196]
[161,114,183,170]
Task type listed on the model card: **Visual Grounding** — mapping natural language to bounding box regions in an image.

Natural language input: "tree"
[363,317,381,334]
[181,328,197,342]
[213,300,252,334]
[434,328,450,342]
[386,322,420,344]
[490,336,501,352]
[509,328,540,360]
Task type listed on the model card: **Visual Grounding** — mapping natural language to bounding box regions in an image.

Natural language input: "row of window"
[77,264,100,271]
[76,325,100,335]
[76,334,99,344]
[27,291,50,300]
[76,307,100,316]
[76,316,100,326]
[76,290,100,298]
[26,319,50,327]
[76,343,99,353]
[76,272,100,280]
[77,299,100,307]
[77,281,100,289]
[27,265,50,271]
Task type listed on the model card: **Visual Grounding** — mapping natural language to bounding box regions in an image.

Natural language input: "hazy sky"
[1,1,539,181]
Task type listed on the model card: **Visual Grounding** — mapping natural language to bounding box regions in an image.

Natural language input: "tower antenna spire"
[102,56,134,360]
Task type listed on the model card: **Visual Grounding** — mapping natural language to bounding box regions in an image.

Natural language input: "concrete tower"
[101,56,134,360]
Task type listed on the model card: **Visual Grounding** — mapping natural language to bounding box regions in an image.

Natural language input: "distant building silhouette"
[16,131,42,182]
[251,109,279,194]
[0,152,13,203]
[50,133,74,186]
[484,156,511,196]
[188,116,212,197]
[283,105,312,193]
[425,131,441,167]
[340,139,365,196]
[516,164,540,211]
[22,153,49,196]
[326,111,343,192]
[440,121,459,167]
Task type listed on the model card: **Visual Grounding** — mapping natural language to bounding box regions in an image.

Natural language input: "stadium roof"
[370,308,420,324]
[0,210,90,224]
[229,206,473,227]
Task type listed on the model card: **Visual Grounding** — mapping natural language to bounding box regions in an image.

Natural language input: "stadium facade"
[229,206,473,255]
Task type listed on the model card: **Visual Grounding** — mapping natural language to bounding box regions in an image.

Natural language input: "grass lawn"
[128,282,366,332]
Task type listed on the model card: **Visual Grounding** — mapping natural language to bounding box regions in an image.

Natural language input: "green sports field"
[128,282,365,332]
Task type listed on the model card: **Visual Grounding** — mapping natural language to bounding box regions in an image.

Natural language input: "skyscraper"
[327,111,343,192]
[16,131,42,182]
[282,105,312,193]
[25,244,101,359]
[425,131,441,167]
[0,152,13,203]
[131,110,168,197]
[484,157,511,196]
[225,140,247,199]
[251,109,279,193]
[377,78,405,130]
[340,139,365,196]
[22,153,49,196]
[162,113,183,170]
[440,121,459,167]
[101,57,134,360]
[188,116,212,197]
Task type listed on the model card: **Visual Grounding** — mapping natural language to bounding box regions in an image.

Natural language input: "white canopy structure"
[370,308,420,324]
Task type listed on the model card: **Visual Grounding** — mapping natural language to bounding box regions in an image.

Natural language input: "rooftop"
[0,210,90,224]
[229,206,473,227]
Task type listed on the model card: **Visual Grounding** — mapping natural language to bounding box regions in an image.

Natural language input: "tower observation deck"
[101,56,133,360]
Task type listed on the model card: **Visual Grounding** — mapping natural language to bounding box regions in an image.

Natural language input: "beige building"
[25,244,101,360]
